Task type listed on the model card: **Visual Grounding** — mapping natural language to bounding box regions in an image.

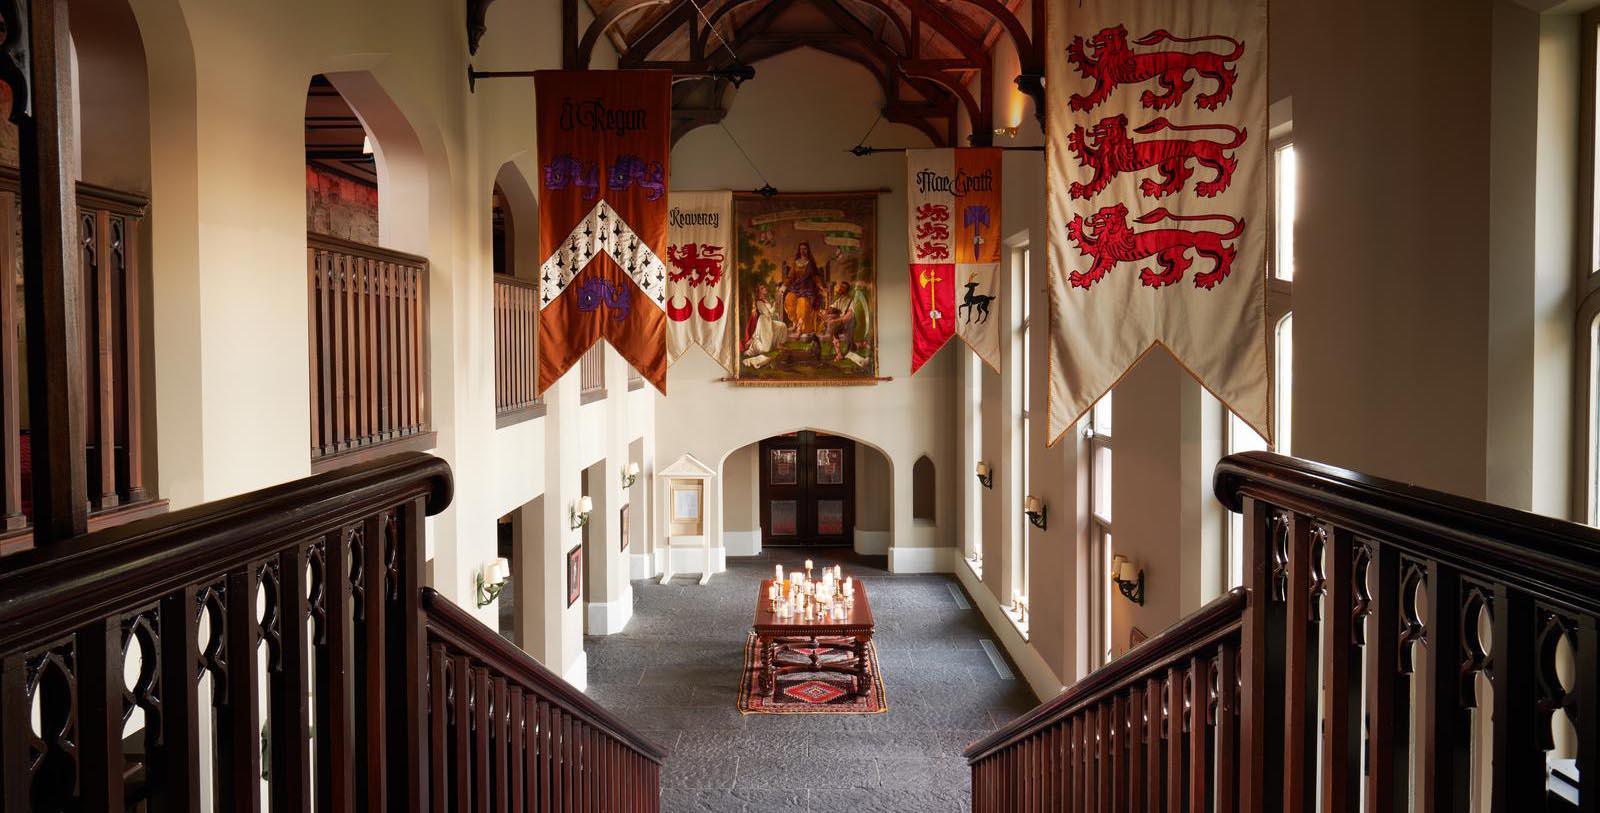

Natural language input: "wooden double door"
[758,432,855,547]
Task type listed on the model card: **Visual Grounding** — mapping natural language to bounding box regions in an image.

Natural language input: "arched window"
[912,455,936,521]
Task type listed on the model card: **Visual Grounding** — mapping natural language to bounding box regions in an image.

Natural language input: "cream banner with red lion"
[1045,0,1270,445]
[665,190,735,374]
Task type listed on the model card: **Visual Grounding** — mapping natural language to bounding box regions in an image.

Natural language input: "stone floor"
[584,547,1038,812]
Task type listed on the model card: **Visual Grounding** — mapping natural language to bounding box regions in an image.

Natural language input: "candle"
[834,565,842,580]
[844,578,854,598]
[805,559,813,570]
[775,564,784,582]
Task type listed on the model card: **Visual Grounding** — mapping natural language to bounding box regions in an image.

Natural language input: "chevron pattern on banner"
[540,199,668,307]
[536,70,671,395]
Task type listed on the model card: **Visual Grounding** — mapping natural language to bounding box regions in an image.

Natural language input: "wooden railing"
[0,171,165,552]
[970,450,1600,811]
[0,452,665,810]
[424,589,665,810]
[965,589,1247,811]
[579,342,605,403]
[308,233,431,466]
[494,275,544,425]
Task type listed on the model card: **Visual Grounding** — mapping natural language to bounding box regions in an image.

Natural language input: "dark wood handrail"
[307,229,430,268]
[963,587,1247,763]
[1215,451,1600,614]
[0,451,451,655]
[422,587,668,763]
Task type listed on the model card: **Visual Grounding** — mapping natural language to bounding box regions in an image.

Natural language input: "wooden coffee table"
[752,579,876,699]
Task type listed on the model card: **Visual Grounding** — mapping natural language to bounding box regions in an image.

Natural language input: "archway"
[719,428,892,557]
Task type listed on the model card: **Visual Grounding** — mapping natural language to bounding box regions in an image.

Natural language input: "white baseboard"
[887,545,957,573]
[674,544,725,574]
[955,560,1062,702]
[563,649,588,693]
[854,529,891,556]
[585,583,634,635]
[629,552,655,581]
[724,530,763,557]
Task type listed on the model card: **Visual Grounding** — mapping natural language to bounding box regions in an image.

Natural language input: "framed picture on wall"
[620,503,631,552]
[566,545,582,607]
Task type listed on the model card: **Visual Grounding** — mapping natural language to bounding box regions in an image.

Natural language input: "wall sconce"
[621,461,640,490]
[475,557,511,608]
[975,460,993,489]
[1024,496,1047,530]
[570,495,593,530]
[992,125,1019,139]
[1110,554,1145,606]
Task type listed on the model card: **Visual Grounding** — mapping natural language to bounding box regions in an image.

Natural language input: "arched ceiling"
[467,0,1042,148]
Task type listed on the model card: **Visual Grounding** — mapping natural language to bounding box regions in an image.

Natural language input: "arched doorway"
[720,430,892,552]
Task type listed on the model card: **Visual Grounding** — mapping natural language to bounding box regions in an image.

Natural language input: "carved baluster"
[1320,527,1361,811]
[270,543,312,810]
[1239,498,1284,813]
[78,613,129,808]
[217,567,261,812]
[313,530,356,812]
[1282,515,1318,813]
[1574,615,1599,813]
[1420,559,1470,810]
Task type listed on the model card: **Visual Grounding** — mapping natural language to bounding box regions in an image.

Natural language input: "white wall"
[658,48,961,568]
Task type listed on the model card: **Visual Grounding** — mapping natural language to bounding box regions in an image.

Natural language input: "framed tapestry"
[620,503,631,552]
[733,192,879,385]
[566,545,582,607]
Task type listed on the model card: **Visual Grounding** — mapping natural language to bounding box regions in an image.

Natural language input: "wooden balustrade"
[965,590,1247,812]
[970,450,1600,811]
[0,451,665,810]
[494,275,544,425]
[579,342,606,402]
[0,170,165,554]
[308,233,433,467]
[423,589,665,811]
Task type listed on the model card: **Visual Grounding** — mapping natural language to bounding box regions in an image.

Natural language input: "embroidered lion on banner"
[1067,26,1244,113]
[1066,203,1242,290]
[1068,115,1245,200]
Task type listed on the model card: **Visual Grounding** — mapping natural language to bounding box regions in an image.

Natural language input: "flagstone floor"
[584,546,1038,812]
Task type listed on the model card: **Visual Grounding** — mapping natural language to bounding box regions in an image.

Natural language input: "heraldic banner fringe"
[536,70,671,394]
[1045,0,1270,445]
[665,190,735,374]
[907,148,1002,373]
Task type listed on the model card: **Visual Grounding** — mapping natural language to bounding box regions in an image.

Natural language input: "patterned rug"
[736,632,887,714]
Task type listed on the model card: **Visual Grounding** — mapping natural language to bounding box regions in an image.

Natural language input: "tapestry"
[1044,3,1271,445]
[736,633,887,715]
[907,148,1002,373]
[733,192,878,385]
[535,70,671,394]
[665,190,736,374]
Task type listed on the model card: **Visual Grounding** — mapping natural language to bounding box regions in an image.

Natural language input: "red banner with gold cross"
[536,70,671,394]
[907,148,1002,373]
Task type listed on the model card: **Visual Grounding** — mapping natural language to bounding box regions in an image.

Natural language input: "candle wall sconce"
[1110,554,1145,606]
[475,558,511,608]
[1024,496,1047,530]
[976,461,993,489]
[621,462,640,490]
[570,495,593,530]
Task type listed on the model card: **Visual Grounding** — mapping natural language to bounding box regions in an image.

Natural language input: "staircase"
[0,452,664,811]
[968,451,1600,812]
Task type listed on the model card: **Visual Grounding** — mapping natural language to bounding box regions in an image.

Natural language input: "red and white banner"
[1046,3,1270,444]
[536,70,671,394]
[665,190,735,374]
[907,148,1002,373]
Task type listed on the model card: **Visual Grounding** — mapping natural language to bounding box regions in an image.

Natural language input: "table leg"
[854,637,868,696]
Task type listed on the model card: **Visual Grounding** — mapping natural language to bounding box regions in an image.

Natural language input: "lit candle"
[844,577,854,598]
[775,564,784,582]
[805,559,813,570]
[834,565,842,580]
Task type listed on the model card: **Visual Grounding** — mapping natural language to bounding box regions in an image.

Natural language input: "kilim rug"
[736,632,887,714]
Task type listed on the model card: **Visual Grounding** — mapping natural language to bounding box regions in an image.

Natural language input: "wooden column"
[13,0,87,542]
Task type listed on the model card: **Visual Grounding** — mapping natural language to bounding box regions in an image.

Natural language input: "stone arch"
[492,158,539,280]
[715,426,896,555]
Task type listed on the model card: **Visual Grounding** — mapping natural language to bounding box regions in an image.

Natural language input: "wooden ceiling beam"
[576,0,675,68]
[617,0,697,68]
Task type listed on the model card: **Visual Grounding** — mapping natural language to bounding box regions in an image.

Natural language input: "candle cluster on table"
[769,562,855,620]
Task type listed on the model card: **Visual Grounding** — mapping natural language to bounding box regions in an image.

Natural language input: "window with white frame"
[1009,237,1032,634]
[966,352,984,574]
[1580,13,1600,525]
[1087,393,1112,664]
[1225,139,1296,584]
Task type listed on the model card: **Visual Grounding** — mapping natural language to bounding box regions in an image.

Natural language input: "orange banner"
[536,70,672,394]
